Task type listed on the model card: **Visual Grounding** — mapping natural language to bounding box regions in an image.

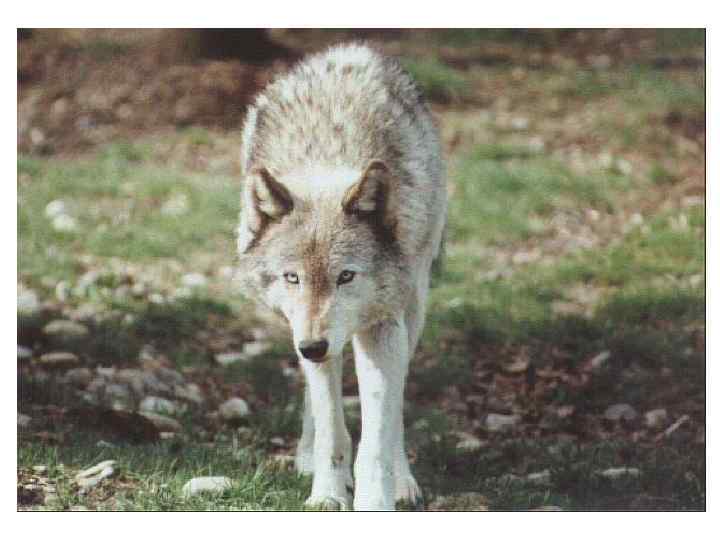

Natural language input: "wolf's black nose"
[299,339,329,361]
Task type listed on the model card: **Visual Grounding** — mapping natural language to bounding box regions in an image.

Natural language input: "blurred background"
[18,29,705,511]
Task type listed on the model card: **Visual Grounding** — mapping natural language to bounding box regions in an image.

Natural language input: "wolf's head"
[236,161,408,362]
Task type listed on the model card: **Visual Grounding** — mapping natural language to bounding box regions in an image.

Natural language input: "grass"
[402,57,470,103]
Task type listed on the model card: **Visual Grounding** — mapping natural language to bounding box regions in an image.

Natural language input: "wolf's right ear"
[238,169,293,253]
[251,168,294,220]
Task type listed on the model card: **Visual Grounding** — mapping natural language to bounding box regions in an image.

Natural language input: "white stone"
[18,413,31,428]
[17,286,40,315]
[76,460,116,490]
[160,193,190,216]
[52,214,78,232]
[43,319,89,337]
[485,413,521,432]
[17,345,33,360]
[215,351,245,366]
[599,467,641,480]
[182,476,232,497]
[44,200,67,219]
[140,396,179,416]
[644,408,669,429]
[38,351,80,368]
[242,341,271,357]
[455,433,485,452]
[180,273,208,288]
[175,383,205,405]
[604,403,638,422]
[589,350,611,370]
[219,398,251,420]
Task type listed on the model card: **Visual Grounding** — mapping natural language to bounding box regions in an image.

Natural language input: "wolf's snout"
[298,339,329,362]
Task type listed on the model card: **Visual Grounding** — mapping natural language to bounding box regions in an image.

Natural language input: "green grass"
[449,146,631,243]
[402,57,470,103]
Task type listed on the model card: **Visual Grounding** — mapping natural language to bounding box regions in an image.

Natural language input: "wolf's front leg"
[300,355,352,510]
[353,318,409,511]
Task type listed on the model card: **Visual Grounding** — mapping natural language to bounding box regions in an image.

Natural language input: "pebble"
[96,366,116,378]
[215,352,245,366]
[599,467,641,480]
[589,350,611,370]
[604,403,638,422]
[18,413,31,428]
[64,367,93,387]
[75,460,116,490]
[182,476,232,497]
[17,287,40,315]
[44,200,67,219]
[180,273,208,288]
[455,433,485,452]
[219,398,251,420]
[52,214,78,232]
[38,351,80,369]
[140,396,180,416]
[44,319,89,338]
[140,412,182,432]
[174,383,205,405]
[485,413,521,432]
[644,408,669,429]
[531,505,563,511]
[17,345,33,360]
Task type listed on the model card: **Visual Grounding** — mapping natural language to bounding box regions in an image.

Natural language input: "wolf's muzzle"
[298,339,329,362]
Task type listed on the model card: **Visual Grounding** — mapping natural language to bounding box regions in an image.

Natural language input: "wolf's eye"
[283,272,299,285]
[337,270,356,285]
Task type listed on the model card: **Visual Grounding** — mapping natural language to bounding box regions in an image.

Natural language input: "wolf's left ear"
[342,160,388,215]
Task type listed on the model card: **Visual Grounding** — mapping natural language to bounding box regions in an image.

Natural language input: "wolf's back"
[240,43,447,262]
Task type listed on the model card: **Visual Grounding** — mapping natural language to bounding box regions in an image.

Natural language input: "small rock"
[18,413,31,428]
[485,413,521,432]
[455,432,485,452]
[525,469,551,486]
[37,351,80,369]
[33,465,47,474]
[531,505,563,511]
[64,367,93,387]
[242,341,272,357]
[52,214,78,232]
[556,405,575,418]
[604,403,638,422]
[140,412,182,433]
[96,366,116,378]
[589,350,611,370]
[43,319,89,338]
[219,398,251,420]
[180,273,208,288]
[140,396,180,416]
[215,351,246,366]
[17,286,40,315]
[599,467,641,480]
[76,460,116,490]
[96,440,116,448]
[160,193,190,217]
[504,358,529,373]
[17,345,33,360]
[44,200,67,219]
[182,476,232,497]
[175,383,205,405]
[644,408,669,430]
[269,437,286,447]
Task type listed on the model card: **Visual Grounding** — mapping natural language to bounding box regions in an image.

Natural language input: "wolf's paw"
[304,495,350,511]
[395,474,424,510]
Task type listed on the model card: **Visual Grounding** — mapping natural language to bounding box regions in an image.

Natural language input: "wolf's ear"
[341,160,388,215]
[251,168,294,220]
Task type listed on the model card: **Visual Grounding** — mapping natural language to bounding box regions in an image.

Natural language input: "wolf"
[236,43,447,510]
